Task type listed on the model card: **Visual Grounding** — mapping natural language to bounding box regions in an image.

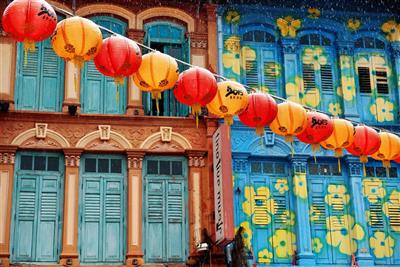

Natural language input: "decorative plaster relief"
[98,125,111,140]
[160,127,172,142]
[35,123,48,139]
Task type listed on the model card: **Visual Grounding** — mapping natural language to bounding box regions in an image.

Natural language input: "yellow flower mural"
[258,248,273,264]
[340,76,356,102]
[236,221,253,249]
[347,18,361,31]
[326,215,365,255]
[284,210,296,226]
[286,76,321,108]
[264,62,282,78]
[293,173,308,199]
[307,8,320,19]
[325,184,350,208]
[310,204,324,223]
[328,102,342,116]
[370,97,394,122]
[277,16,301,37]
[242,186,276,225]
[362,178,386,203]
[382,190,400,232]
[225,10,241,24]
[269,229,296,258]
[369,231,395,258]
[223,36,241,75]
[275,179,289,194]
[340,55,351,69]
[302,47,328,70]
[382,20,400,42]
[312,237,323,253]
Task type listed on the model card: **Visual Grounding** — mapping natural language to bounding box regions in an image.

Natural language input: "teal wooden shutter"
[244,52,259,89]
[82,61,103,114]
[262,49,278,95]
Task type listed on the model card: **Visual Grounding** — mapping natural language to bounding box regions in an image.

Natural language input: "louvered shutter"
[302,64,316,91]
[82,60,103,114]
[321,64,333,92]
[13,176,37,261]
[245,58,259,89]
[166,181,186,261]
[262,49,278,95]
[357,67,372,94]
[375,67,389,94]
[104,179,124,262]
[146,180,165,262]
[81,178,102,262]
[36,176,60,261]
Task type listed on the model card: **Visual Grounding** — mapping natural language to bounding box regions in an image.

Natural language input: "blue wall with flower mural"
[218,4,400,267]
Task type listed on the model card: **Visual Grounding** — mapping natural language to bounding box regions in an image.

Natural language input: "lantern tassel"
[114,76,125,86]
[192,103,202,128]
[152,91,161,114]
[116,86,120,104]
[338,158,341,173]
[255,126,264,137]
[360,155,368,177]
[311,144,320,164]
[23,40,35,66]
[224,115,234,126]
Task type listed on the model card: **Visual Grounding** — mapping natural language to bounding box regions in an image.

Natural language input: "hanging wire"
[50,4,399,136]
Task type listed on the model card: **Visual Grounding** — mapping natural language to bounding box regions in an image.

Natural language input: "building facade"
[218,3,400,267]
[0,1,224,267]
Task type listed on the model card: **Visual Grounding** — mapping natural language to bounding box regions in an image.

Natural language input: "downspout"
[217,10,224,76]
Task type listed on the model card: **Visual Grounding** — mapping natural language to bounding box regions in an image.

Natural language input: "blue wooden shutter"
[262,49,278,95]
[244,53,259,89]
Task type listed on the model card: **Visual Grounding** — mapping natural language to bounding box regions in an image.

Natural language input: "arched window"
[80,16,127,114]
[241,29,281,95]
[299,33,337,110]
[354,36,396,123]
[14,14,65,112]
[143,21,189,117]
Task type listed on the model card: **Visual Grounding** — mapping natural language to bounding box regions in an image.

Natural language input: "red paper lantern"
[94,35,142,85]
[296,112,334,152]
[346,125,381,164]
[174,67,218,116]
[394,156,400,164]
[2,0,57,52]
[238,93,278,136]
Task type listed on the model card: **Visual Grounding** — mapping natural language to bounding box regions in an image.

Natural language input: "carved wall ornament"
[188,155,205,167]
[128,157,143,170]
[65,155,80,167]
[0,152,15,164]
[160,127,172,142]
[191,39,207,49]
[35,123,48,139]
[99,125,111,140]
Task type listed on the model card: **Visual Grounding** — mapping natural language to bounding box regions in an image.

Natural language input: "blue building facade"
[218,4,400,267]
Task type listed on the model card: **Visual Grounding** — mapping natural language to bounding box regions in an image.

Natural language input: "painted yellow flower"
[242,45,257,73]
[312,237,323,253]
[340,55,352,69]
[362,178,386,203]
[264,62,281,78]
[325,184,350,208]
[382,190,400,232]
[293,173,307,199]
[275,179,289,194]
[286,77,321,108]
[307,8,320,19]
[347,18,361,31]
[326,215,365,255]
[222,36,241,75]
[242,186,276,225]
[260,86,270,93]
[341,76,356,101]
[369,231,395,258]
[235,221,253,249]
[225,10,241,24]
[382,20,400,42]
[258,248,273,264]
[277,16,301,37]
[269,229,296,258]
[302,47,328,70]
[370,97,394,122]
[328,102,342,116]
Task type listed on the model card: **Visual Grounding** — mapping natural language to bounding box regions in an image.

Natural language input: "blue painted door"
[143,22,189,117]
[79,155,126,264]
[11,152,63,263]
[143,157,188,263]
[362,163,400,265]
[81,16,127,114]
[15,33,64,112]
[233,160,295,265]
[307,161,351,265]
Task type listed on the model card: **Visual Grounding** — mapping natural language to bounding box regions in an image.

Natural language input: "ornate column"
[0,30,16,111]
[62,62,81,114]
[205,4,217,71]
[126,150,145,266]
[126,29,145,116]
[0,146,17,267]
[290,155,315,265]
[281,38,300,98]
[344,156,374,265]
[337,41,359,121]
[391,43,400,108]
[187,150,207,258]
[60,149,83,266]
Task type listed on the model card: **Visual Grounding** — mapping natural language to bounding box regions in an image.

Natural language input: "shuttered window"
[321,64,334,92]
[356,55,390,95]
[358,66,372,93]
[302,64,316,91]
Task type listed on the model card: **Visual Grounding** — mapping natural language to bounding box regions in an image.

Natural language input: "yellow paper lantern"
[269,101,307,142]
[371,132,400,168]
[206,81,248,126]
[133,51,178,96]
[321,119,355,157]
[51,16,102,67]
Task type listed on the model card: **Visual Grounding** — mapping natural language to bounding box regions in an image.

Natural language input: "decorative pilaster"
[290,154,315,265]
[62,62,81,114]
[281,38,300,98]
[126,150,145,266]
[0,146,17,267]
[0,35,16,111]
[391,43,400,107]
[60,149,83,266]
[344,156,374,265]
[188,32,208,68]
[187,150,207,257]
[206,4,217,71]
[337,41,359,121]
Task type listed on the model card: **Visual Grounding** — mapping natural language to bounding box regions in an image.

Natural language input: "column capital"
[336,41,355,56]
[289,154,309,173]
[126,150,146,170]
[63,148,83,168]
[281,38,299,53]
[232,153,250,173]
[186,150,207,168]
[344,155,363,177]
[188,32,208,49]
[0,146,17,165]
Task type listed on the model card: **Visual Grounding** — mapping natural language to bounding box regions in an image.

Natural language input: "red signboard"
[213,124,234,245]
